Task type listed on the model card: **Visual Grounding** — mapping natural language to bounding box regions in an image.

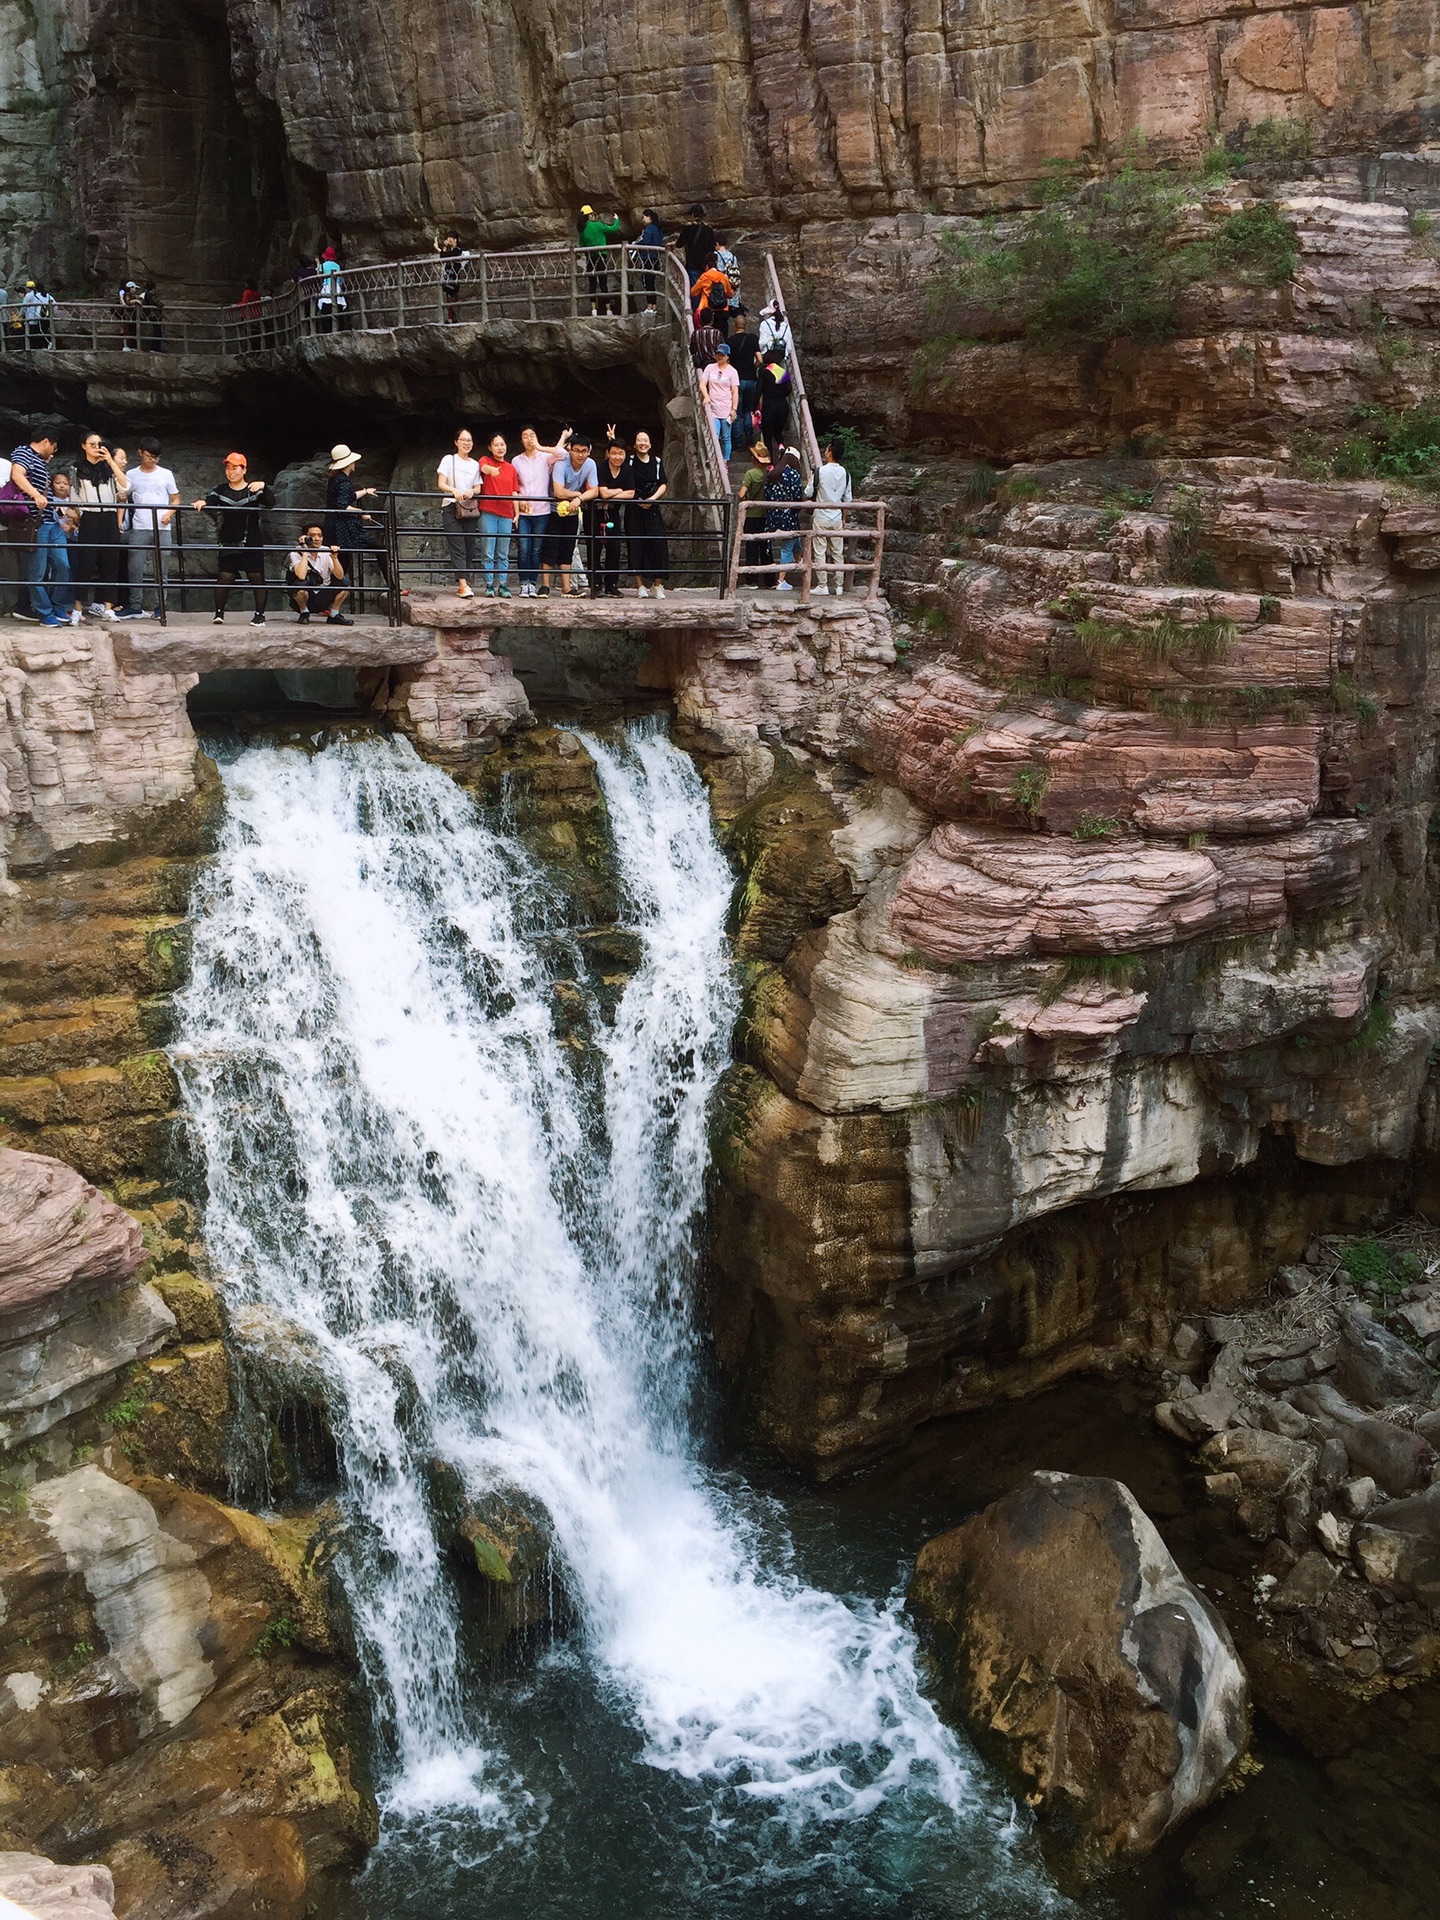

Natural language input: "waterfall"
[174,726,1051,1902]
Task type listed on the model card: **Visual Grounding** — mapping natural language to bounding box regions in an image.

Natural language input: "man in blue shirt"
[8,425,68,625]
[543,435,599,596]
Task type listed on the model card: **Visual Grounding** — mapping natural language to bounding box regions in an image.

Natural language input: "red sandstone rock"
[873,669,1321,836]
[0,1148,144,1333]
[890,818,1369,962]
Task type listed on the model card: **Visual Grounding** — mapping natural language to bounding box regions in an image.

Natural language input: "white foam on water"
[174,726,1043,1884]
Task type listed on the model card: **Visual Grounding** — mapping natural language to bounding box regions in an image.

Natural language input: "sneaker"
[776,580,794,592]
[41,614,67,627]
[11,608,39,622]
[456,583,474,598]
[326,611,354,626]
[497,586,512,598]
[297,610,311,624]
[115,608,144,620]
[213,612,225,624]
[485,586,496,597]
[637,584,651,597]
[88,601,106,617]
[653,583,666,599]
[143,609,162,619]
[812,585,829,596]
[250,611,266,625]
[69,608,83,626]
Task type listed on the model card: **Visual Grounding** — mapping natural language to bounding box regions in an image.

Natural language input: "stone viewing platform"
[103,588,884,673]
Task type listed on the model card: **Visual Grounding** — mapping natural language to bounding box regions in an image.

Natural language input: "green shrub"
[920,146,1299,359]
[1214,199,1299,287]
[1341,1235,1397,1293]
[1010,766,1050,815]
[1243,117,1313,170]
[1040,953,1141,1005]
[1330,404,1440,482]
[1074,813,1121,840]
[964,463,1000,504]
[1257,594,1281,622]
[254,1616,298,1659]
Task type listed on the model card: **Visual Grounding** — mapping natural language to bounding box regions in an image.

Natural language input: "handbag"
[453,495,480,519]
[0,476,32,522]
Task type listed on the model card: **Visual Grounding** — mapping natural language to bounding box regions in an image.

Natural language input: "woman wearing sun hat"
[323,444,383,604]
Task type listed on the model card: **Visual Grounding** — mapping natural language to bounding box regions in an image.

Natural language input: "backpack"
[0,475,32,521]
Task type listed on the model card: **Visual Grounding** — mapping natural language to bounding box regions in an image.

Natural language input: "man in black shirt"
[673,204,716,281]
[192,452,272,624]
[726,311,761,449]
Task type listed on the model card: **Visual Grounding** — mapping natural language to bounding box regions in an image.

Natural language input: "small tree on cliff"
[919,147,1298,366]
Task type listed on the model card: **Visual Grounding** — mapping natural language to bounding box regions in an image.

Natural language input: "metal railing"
[1,492,744,625]
[0,245,686,359]
[729,498,886,605]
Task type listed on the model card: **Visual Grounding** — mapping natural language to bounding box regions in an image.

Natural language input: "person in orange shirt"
[690,253,734,332]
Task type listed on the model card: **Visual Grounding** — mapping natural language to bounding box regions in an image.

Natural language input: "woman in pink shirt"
[476,432,521,597]
[697,343,740,464]
[511,426,570,599]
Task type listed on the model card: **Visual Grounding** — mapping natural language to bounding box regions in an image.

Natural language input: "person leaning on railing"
[324,444,387,600]
[192,452,272,625]
[578,206,621,315]
[71,430,129,616]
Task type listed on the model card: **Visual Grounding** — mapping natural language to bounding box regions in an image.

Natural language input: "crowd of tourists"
[0,409,858,622]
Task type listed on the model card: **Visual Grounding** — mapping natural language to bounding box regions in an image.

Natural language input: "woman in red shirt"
[477,432,520,597]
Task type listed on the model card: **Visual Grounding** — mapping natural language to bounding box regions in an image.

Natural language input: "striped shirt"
[9,444,53,520]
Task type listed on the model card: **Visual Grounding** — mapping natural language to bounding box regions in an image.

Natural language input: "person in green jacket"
[578,204,622,314]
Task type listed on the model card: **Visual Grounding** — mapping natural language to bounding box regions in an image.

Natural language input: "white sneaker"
[653,582,665,599]
[637,584,650,598]
[776,580,794,592]
[813,585,829,595]
[456,583,474,598]
[69,608,82,625]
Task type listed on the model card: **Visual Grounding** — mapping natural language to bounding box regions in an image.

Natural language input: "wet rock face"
[909,1472,1248,1863]
[7,0,1433,291]
[704,454,1440,1471]
[0,1158,373,1918]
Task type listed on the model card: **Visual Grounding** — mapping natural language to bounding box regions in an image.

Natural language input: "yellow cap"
[580,205,593,215]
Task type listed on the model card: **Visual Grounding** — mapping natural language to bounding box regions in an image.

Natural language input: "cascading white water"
[173,725,1052,1897]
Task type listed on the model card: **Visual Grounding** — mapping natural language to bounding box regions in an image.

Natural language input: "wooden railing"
[728,498,886,606]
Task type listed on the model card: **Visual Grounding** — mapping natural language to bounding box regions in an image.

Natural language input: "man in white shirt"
[117,437,180,618]
[810,441,854,595]
[288,524,352,624]
[21,283,54,349]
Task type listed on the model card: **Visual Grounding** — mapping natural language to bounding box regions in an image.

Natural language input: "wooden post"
[799,511,813,608]
[869,503,885,604]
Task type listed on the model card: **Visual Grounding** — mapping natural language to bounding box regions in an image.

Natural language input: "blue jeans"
[778,537,799,566]
[516,518,545,587]
[479,511,512,589]
[29,521,72,617]
[710,415,733,462]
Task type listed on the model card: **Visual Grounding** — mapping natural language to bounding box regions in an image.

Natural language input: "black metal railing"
[2,491,745,626]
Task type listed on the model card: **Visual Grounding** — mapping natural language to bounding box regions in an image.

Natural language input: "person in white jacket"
[810,441,853,595]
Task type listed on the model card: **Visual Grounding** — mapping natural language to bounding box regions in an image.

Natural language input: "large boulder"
[909,1472,1248,1862]
[0,1853,115,1920]
[1333,1305,1436,1410]
[0,1149,174,1448]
